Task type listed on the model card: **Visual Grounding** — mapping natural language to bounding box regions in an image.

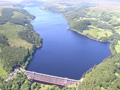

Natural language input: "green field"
[0,23,32,49]
[115,26,120,34]
[0,6,42,76]
[0,6,13,16]
[115,40,120,53]
[0,48,7,77]
[12,11,25,19]
[0,62,7,77]
[83,25,113,40]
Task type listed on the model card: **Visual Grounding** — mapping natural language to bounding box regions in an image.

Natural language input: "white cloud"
[0,0,24,3]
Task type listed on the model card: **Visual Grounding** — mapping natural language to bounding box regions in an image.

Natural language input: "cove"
[24,7,110,80]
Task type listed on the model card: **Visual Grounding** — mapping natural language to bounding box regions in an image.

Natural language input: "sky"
[0,0,60,3]
[0,0,119,4]
[0,0,24,3]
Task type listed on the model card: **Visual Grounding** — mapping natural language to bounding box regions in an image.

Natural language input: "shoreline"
[19,7,43,71]
[69,28,114,55]
[24,7,113,80]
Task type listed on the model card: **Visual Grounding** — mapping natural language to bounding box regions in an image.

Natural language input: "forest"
[18,29,42,48]
[0,8,35,25]
[0,5,77,90]
[0,6,42,76]
[0,72,77,90]
[1,46,29,73]
[0,0,120,90]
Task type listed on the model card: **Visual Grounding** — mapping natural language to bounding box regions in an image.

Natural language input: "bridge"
[23,70,79,86]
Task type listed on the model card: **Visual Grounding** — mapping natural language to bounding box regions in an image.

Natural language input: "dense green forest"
[1,46,29,73]
[0,6,42,76]
[0,34,9,46]
[0,8,35,25]
[0,72,76,90]
[18,29,42,48]
[78,54,120,90]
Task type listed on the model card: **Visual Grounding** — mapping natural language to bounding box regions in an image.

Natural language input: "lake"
[24,7,110,80]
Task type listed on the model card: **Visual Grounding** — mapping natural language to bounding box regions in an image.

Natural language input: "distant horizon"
[0,0,120,4]
[0,0,23,3]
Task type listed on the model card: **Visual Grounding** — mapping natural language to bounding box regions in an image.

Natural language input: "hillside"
[39,1,120,90]
[0,0,120,90]
[0,5,65,90]
[0,5,42,75]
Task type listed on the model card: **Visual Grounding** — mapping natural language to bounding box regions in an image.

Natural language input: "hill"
[39,1,120,90]
[0,5,42,75]
[0,1,120,90]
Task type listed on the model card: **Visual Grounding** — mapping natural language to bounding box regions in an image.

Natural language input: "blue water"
[24,7,110,80]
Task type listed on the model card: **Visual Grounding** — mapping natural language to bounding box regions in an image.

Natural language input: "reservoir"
[24,7,110,80]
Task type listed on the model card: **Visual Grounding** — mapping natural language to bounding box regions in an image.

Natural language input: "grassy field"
[83,25,113,40]
[0,23,32,49]
[12,11,25,19]
[115,40,120,53]
[0,22,28,77]
[0,62,7,77]
[0,6,42,77]
[0,6,15,16]
[0,48,7,77]
[115,26,120,34]
[40,84,54,89]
